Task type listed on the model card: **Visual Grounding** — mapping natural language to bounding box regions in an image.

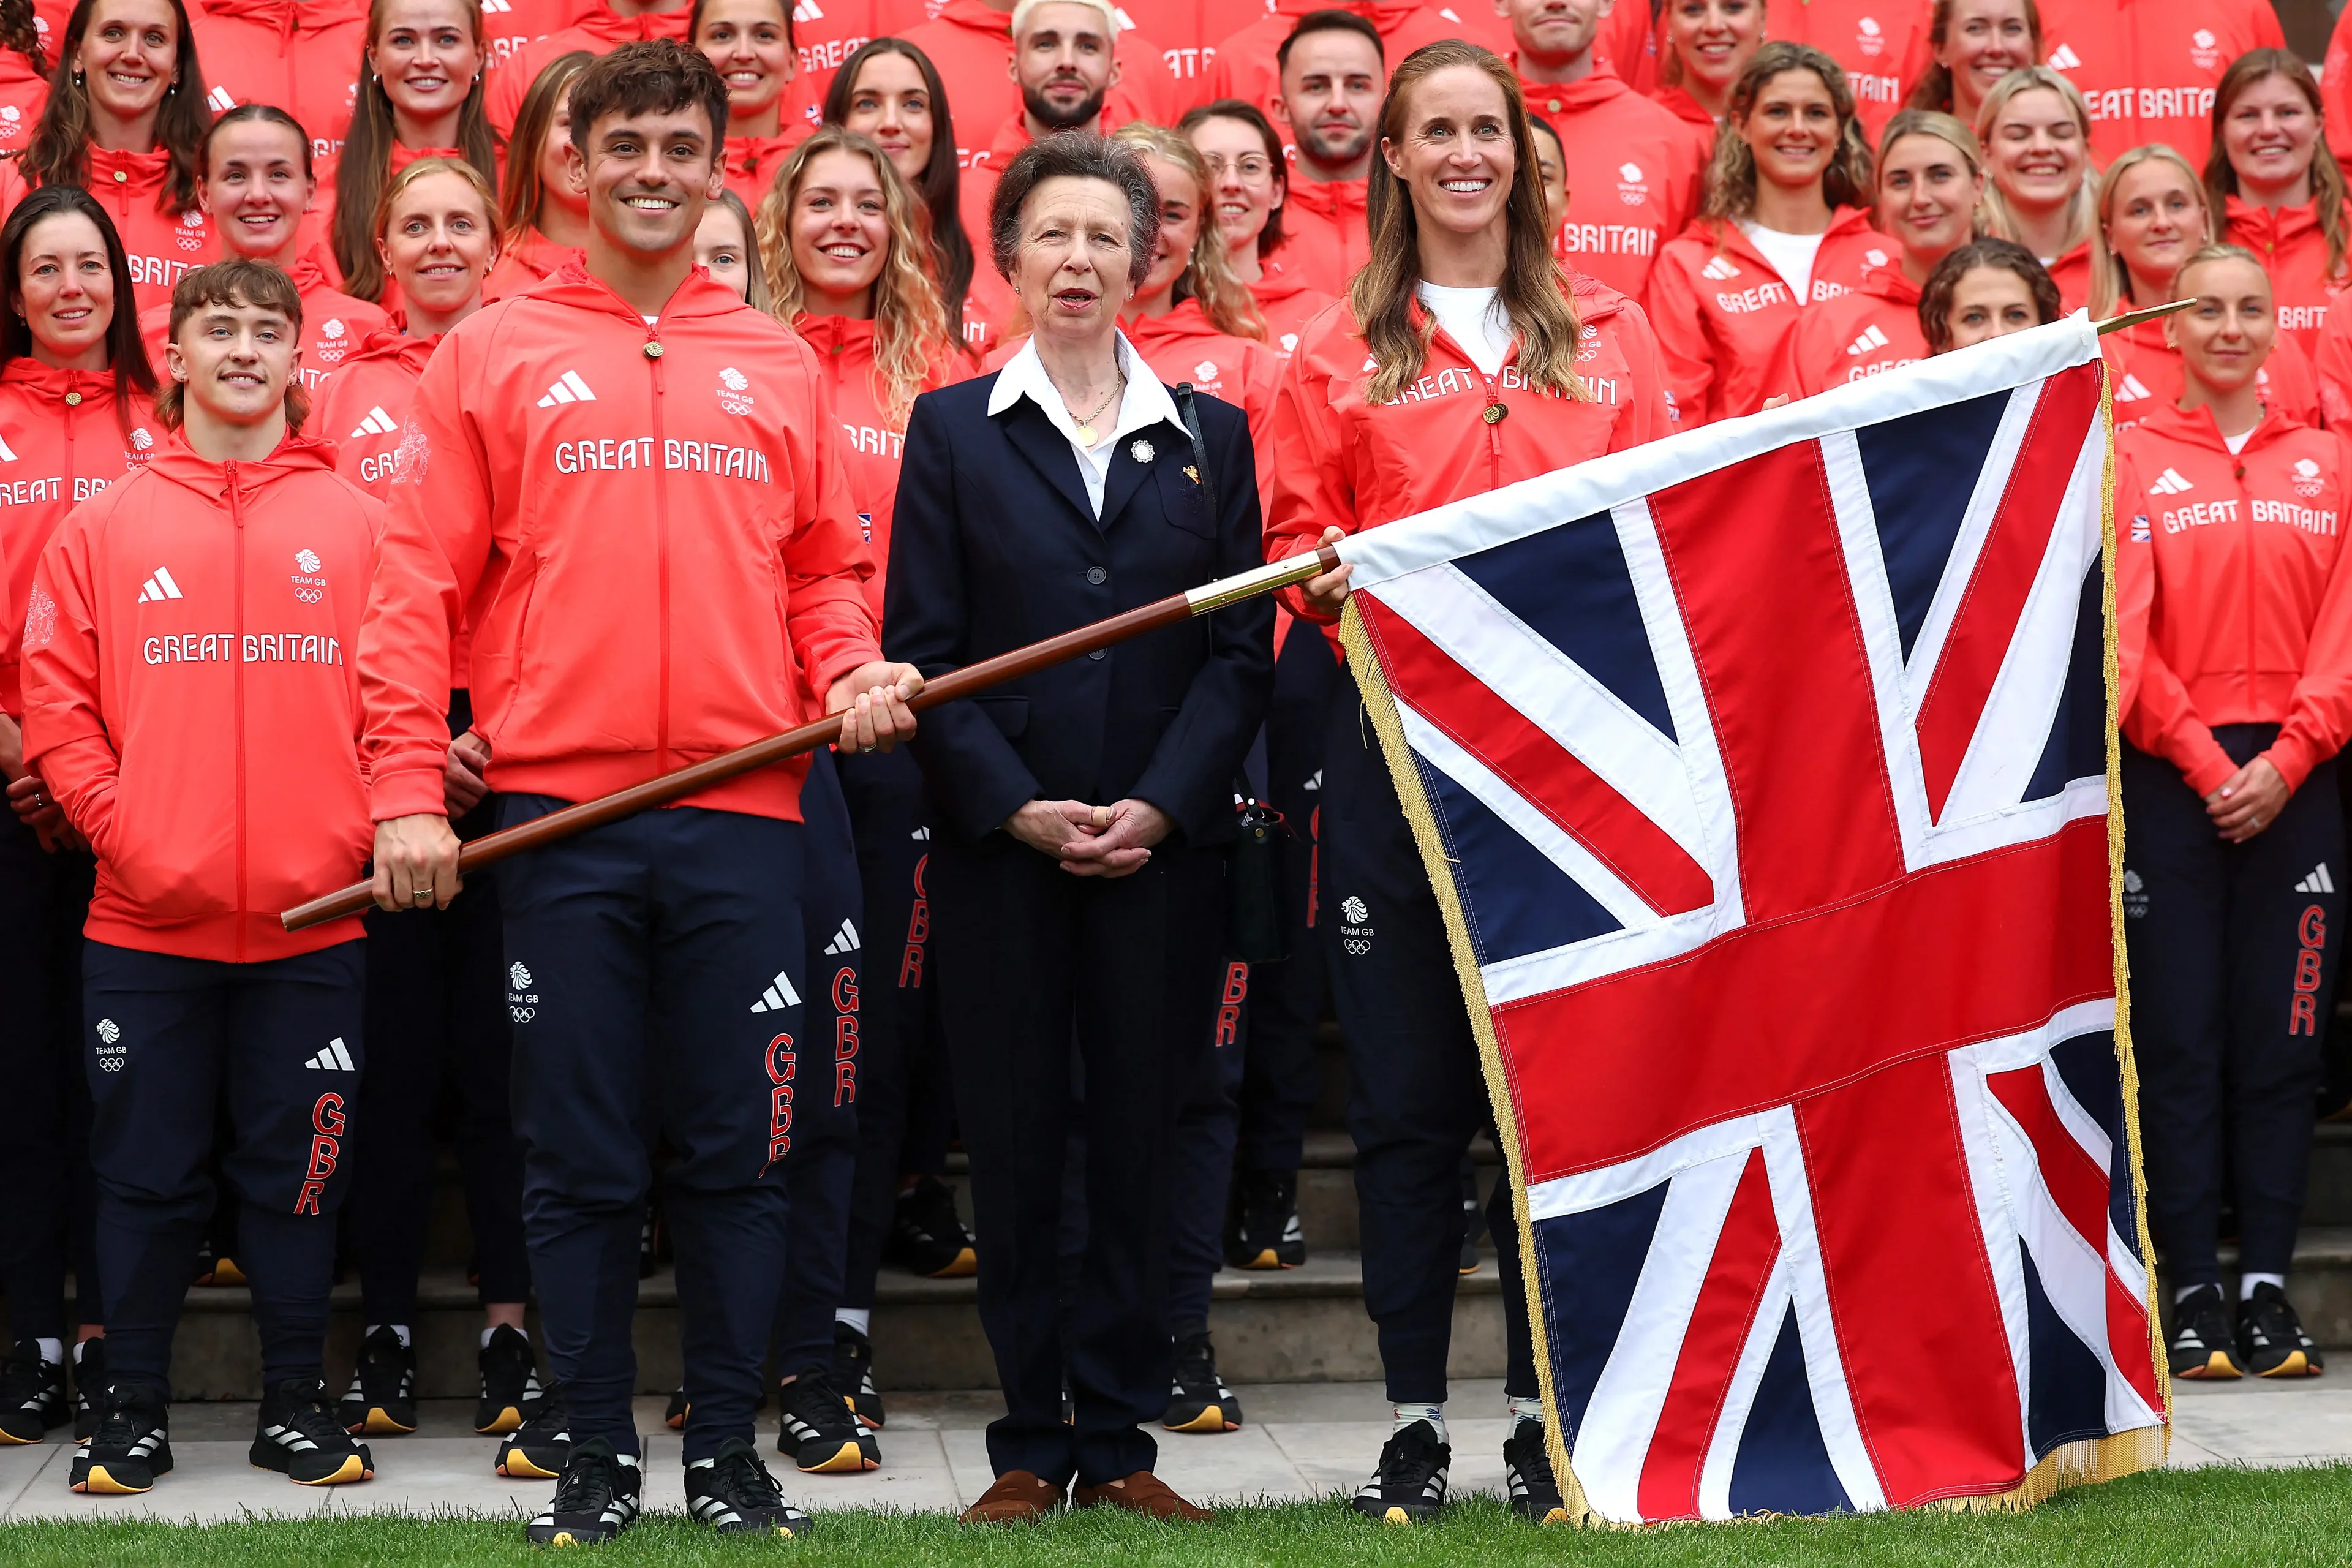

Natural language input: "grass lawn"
[2,1466,2346,1567]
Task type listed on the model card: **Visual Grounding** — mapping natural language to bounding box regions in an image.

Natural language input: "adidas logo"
[0,433,17,462]
[750,969,801,1013]
[206,85,235,112]
[791,0,821,15]
[1700,255,1740,281]
[1303,769,1321,791]
[2149,467,2194,495]
[2115,373,2152,402]
[823,919,860,956]
[910,825,930,840]
[137,566,184,603]
[1846,325,1889,356]
[350,405,399,438]
[303,1037,357,1071]
[537,370,595,407]
[482,0,511,10]
[2048,43,2081,69]
[2299,863,2336,894]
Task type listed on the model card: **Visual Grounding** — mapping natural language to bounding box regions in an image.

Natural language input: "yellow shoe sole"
[478,1406,524,1436]
[500,1451,564,1479]
[924,1247,978,1279]
[284,1453,372,1486]
[1163,1405,1239,1434]
[2258,1349,2319,1378]
[799,1438,877,1473]
[358,1408,415,1436]
[74,1465,151,1494]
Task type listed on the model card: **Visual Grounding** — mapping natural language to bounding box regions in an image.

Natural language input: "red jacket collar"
[342,323,441,375]
[2134,398,2302,454]
[932,0,1012,37]
[1679,206,1879,273]
[388,142,466,177]
[1252,254,1328,305]
[148,429,340,498]
[86,142,173,192]
[1286,177,1368,222]
[726,131,801,183]
[1651,86,1715,128]
[533,260,752,323]
[1860,265,1923,305]
[1123,298,1226,352]
[791,312,875,358]
[0,357,121,401]
[1513,64,1628,113]
[1273,0,1434,26]
[563,2,692,47]
[2225,194,2340,252]
[196,0,367,28]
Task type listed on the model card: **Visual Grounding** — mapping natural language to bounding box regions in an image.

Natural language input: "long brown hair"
[333,0,502,303]
[756,127,956,430]
[2205,48,2348,286]
[823,37,971,335]
[0,184,155,437]
[1352,41,1583,406]
[2089,142,2211,317]
[1904,0,2040,115]
[23,0,207,215]
[1703,42,1872,222]
[497,49,592,236]
[0,0,45,74]
[1112,121,1264,341]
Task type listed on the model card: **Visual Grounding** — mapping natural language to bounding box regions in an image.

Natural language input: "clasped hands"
[1005,797,1171,878]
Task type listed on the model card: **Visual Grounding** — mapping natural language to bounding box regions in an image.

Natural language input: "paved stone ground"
[0,1377,2343,1523]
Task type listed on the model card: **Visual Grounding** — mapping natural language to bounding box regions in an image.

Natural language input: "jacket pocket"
[974,695,1028,738]
[103,739,235,923]
[1155,459,1218,538]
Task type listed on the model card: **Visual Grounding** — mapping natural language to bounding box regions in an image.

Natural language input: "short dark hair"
[1179,97,1288,257]
[987,132,1158,288]
[202,102,315,183]
[0,185,156,433]
[156,260,309,432]
[1919,238,2060,354]
[568,38,731,154]
[1277,9,1383,76]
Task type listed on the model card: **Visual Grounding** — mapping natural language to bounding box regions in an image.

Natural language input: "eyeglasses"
[1200,154,1276,185]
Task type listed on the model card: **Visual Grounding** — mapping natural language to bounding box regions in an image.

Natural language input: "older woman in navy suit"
[885,132,1273,1527]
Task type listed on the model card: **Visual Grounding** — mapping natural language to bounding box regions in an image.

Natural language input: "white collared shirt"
[987,331,1181,518]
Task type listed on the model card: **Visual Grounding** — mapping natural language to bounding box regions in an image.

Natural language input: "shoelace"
[784,1373,849,1425]
[711,1447,786,1507]
[2245,1295,2302,1348]
[277,1393,353,1447]
[89,1404,143,1450]
[0,1352,50,1403]
[552,1451,621,1514]
[1379,1430,1442,1487]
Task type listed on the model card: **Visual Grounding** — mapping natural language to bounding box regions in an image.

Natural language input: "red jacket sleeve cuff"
[2262,738,2316,796]
[2179,744,2238,799]
[370,762,448,823]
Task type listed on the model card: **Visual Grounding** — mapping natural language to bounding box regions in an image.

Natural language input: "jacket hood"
[388,141,466,177]
[341,323,441,376]
[145,429,341,502]
[86,142,174,192]
[933,0,1012,37]
[1252,255,1329,305]
[2224,194,2340,254]
[562,1,692,45]
[1567,271,1631,323]
[2132,398,2305,454]
[0,45,42,88]
[1123,298,1232,353]
[1286,178,1368,223]
[726,132,801,184]
[287,244,344,295]
[197,0,367,27]
[1652,86,1716,127]
[1860,265,1923,305]
[530,261,755,324]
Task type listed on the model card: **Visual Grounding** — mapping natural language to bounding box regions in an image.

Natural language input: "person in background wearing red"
[2324,3,2352,172]
[1902,0,2037,134]
[484,0,693,135]
[779,0,872,118]
[1269,9,1385,298]
[1648,42,1891,425]
[1182,98,1334,358]
[1648,0,1762,187]
[827,36,1008,351]
[1770,108,1980,397]
[0,186,154,1452]
[956,0,1133,257]
[1917,234,2057,351]
[187,0,368,190]
[1976,64,2094,312]
[2035,0,2278,168]
[330,0,503,308]
[2209,50,2350,362]
[1530,108,1567,228]
[692,0,811,206]
[1268,40,1665,1528]
[1749,0,1925,149]
[484,51,593,300]
[693,186,761,300]
[895,0,1179,167]
[20,258,382,1499]
[138,108,390,398]
[1501,0,1703,304]
[2115,240,2352,1385]
[752,120,966,1455]
[1204,0,1508,128]
[17,0,213,313]
[0,0,50,157]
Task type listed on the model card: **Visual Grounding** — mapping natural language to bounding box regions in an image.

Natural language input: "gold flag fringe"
[1330,357,2169,1529]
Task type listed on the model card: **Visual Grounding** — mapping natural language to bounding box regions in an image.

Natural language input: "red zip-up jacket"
[486,2,694,135]
[138,246,389,396]
[0,48,48,156]
[360,263,881,824]
[1646,208,1897,425]
[2108,316,2320,431]
[479,0,576,66]
[897,0,1180,168]
[1264,274,1669,639]
[1203,0,1510,131]
[2043,240,2092,315]
[50,145,219,314]
[722,129,810,211]
[483,228,584,303]
[1596,0,1659,93]
[2037,0,2283,167]
[1274,177,1369,301]
[2117,403,2352,797]
[1249,254,1336,358]
[19,432,378,962]
[2329,2,2352,167]
[1520,67,1703,304]
[1767,262,1926,399]
[190,0,371,186]
[1650,83,1718,173]
[0,361,158,717]
[2223,196,2350,357]
[1763,0,1930,149]
[783,0,876,113]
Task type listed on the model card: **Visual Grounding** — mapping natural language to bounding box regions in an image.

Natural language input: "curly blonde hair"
[1110,121,1265,341]
[756,127,958,430]
[1703,42,1874,222]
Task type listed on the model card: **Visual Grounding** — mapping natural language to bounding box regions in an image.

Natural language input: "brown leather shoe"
[1071,1471,1215,1522]
[960,1469,1065,1523]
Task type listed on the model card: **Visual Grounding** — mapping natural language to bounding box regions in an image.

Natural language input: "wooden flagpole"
[2094,298,2196,335]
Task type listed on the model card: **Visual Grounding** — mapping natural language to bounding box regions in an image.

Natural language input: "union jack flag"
[1334,322,2167,1522]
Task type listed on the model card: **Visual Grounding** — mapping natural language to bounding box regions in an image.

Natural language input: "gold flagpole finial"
[2094,298,2197,336]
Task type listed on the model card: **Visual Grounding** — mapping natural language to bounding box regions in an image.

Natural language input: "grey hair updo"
[987,132,1161,289]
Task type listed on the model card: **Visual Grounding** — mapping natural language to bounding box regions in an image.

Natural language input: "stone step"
[2299,1122,2352,1227]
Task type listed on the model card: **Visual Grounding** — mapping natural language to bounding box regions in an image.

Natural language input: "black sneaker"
[777,1370,877,1472]
[252,1377,374,1485]
[889,1176,977,1277]
[1351,1420,1450,1523]
[1227,1168,1306,1269]
[70,1338,106,1441]
[1162,1330,1242,1433]
[831,1320,885,1430]
[665,1387,689,1431]
[687,1437,815,1536]
[498,1378,571,1479]
[477,1325,544,1434]
[2170,1283,2245,1379]
[0,1342,67,1444]
[526,1436,642,1546]
[337,1325,418,1435]
[2240,1282,2325,1377]
[1502,1417,1568,1523]
[69,1382,172,1494]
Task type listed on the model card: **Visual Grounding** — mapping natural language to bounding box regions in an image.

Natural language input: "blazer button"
[1088,648,1107,660]
[1086,566,1107,584]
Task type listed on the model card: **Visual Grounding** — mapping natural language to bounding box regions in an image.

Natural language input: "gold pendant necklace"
[1071,372,1124,447]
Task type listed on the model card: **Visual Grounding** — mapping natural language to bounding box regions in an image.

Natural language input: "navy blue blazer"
[883,375,1274,846]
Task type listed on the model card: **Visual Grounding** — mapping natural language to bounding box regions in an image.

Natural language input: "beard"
[1295,117,1371,168]
[1023,78,1107,132]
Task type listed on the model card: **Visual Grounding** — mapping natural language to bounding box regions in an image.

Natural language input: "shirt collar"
[987,330,1183,444]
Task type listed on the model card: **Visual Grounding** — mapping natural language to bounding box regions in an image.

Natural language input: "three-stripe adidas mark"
[303,1037,357,1072]
[2114,373,2152,402]
[538,371,596,407]
[0,432,19,461]
[2149,467,2194,495]
[206,85,236,113]
[2047,43,2081,68]
[790,0,822,17]
[750,970,800,1013]
[350,405,399,439]
[823,920,859,956]
[137,567,184,603]
[909,825,930,840]
[1845,324,1889,356]
[2299,863,2336,894]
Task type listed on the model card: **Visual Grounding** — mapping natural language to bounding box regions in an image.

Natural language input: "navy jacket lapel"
[995,399,1097,527]
[1098,420,1175,531]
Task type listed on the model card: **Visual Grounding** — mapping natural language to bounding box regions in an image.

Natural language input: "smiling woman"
[690,0,807,208]
[2210,50,2352,358]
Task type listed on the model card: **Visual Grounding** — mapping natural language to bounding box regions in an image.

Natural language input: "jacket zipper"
[2240,437,2257,722]
[648,326,669,775]
[227,463,248,960]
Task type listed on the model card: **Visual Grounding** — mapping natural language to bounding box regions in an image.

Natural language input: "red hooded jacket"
[1650,83,1718,172]
[1264,275,1669,638]
[360,264,881,825]
[1203,0,1510,129]
[897,0,1180,168]
[1763,0,1929,148]
[18,432,379,962]
[1248,252,1336,358]
[0,48,47,156]
[486,2,695,135]
[722,129,812,211]
[1646,208,1898,425]
[2223,196,2350,357]
[2108,317,2320,431]
[483,228,585,303]
[2037,0,2283,167]
[62,145,219,315]
[190,0,371,185]
[138,246,390,396]
[0,361,158,717]
[2117,403,2352,797]
[1519,67,1703,304]
[1273,176,1369,301]
[1766,263,1926,399]
[783,0,878,111]
[479,0,578,66]
[314,324,434,502]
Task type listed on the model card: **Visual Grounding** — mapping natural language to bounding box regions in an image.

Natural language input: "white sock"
[1394,1403,1446,1444]
[2174,1283,2218,1304]
[481,1325,526,1349]
[1507,1395,1544,1427]
[34,1338,62,1367]
[834,1307,871,1336]
[72,1339,92,1365]
[366,1323,413,1349]
[2241,1272,2286,1301]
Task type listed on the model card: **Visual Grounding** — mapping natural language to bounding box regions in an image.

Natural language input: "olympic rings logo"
[509,1005,535,1023]
[100,1057,124,1072]
[1343,938,1371,956]
[295,587,324,604]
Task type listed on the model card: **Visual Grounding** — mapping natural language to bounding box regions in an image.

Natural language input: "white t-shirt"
[1417,281,1511,378]
[2224,428,2255,455]
[1738,221,1825,302]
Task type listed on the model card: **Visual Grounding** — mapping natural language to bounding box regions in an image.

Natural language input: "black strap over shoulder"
[1175,382,1219,516]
